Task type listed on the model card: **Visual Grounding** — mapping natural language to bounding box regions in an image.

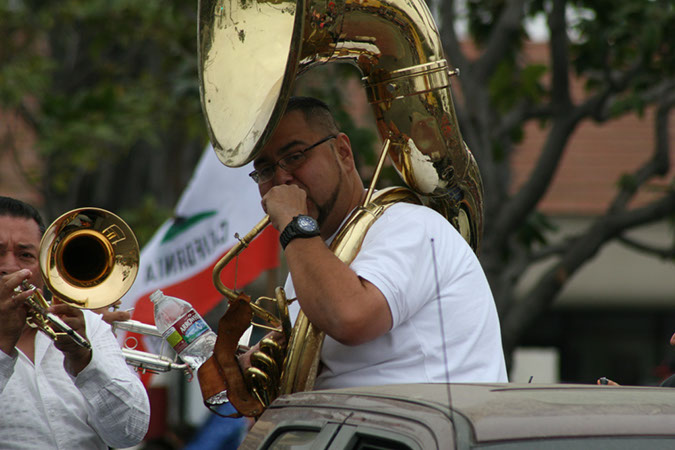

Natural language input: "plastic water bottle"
[150,290,217,372]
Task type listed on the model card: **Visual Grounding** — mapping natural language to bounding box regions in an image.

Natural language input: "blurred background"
[1,0,674,448]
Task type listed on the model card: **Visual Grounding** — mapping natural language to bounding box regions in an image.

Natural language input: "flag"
[117,144,279,370]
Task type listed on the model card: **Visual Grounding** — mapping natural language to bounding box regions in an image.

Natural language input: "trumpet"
[17,280,91,349]
[24,207,139,348]
[112,319,188,373]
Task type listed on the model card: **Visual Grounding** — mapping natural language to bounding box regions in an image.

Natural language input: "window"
[263,423,340,449]
[331,426,422,450]
[268,429,322,449]
[351,435,414,450]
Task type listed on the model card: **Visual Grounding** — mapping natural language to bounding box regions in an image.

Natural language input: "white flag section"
[118,144,279,370]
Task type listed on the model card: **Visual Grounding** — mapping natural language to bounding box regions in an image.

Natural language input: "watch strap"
[279,215,320,250]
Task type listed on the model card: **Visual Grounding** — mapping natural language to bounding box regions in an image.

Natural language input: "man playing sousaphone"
[245,97,507,390]
[0,196,150,450]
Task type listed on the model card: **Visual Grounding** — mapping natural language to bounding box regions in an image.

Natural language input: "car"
[240,383,675,449]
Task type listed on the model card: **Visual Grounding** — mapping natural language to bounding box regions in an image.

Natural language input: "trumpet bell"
[39,208,140,309]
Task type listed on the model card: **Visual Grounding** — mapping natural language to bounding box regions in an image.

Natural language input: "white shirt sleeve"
[73,312,150,448]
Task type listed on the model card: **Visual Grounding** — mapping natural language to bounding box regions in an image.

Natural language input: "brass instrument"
[22,208,139,348]
[196,0,483,416]
[18,280,91,349]
[112,319,189,373]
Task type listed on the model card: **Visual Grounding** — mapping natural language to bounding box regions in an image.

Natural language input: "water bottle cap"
[149,289,165,304]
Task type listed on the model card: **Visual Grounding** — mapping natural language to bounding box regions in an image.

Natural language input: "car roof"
[269,383,675,443]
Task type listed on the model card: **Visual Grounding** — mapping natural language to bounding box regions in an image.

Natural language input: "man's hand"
[92,301,132,325]
[261,184,309,231]
[597,377,620,386]
[237,331,287,375]
[0,269,33,356]
[49,302,92,376]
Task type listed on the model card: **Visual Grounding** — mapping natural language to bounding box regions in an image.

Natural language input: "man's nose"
[271,164,295,185]
[0,253,21,276]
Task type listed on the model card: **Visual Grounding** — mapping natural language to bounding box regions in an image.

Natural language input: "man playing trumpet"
[0,196,150,450]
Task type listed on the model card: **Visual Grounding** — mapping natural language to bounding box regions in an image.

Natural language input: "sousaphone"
[196,0,483,417]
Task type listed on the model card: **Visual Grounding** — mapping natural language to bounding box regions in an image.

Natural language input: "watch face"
[297,216,318,232]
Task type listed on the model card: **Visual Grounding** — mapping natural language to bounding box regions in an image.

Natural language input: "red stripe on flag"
[130,226,279,326]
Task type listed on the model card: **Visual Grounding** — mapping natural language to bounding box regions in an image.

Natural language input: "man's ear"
[335,133,355,170]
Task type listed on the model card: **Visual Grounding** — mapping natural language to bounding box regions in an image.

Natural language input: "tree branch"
[496,101,553,141]
[607,87,674,213]
[618,235,675,260]
[437,0,468,70]
[579,61,646,122]
[473,0,527,83]
[487,0,579,245]
[548,0,571,109]
[492,114,577,243]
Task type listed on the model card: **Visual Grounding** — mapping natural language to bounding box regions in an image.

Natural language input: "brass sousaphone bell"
[21,208,140,347]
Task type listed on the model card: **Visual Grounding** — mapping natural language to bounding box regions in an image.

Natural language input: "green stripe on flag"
[161,211,217,244]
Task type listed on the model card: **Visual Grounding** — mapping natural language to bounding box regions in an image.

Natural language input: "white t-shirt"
[287,202,508,390]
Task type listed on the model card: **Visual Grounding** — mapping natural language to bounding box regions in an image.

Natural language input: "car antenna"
[430,238,455,424]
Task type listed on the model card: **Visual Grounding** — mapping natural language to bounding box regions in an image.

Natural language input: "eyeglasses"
[249,135,337,184]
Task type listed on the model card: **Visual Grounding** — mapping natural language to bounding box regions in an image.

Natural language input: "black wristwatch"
[279,215,320,250]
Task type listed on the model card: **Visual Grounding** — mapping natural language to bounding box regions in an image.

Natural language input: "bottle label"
[162,309,210,354]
